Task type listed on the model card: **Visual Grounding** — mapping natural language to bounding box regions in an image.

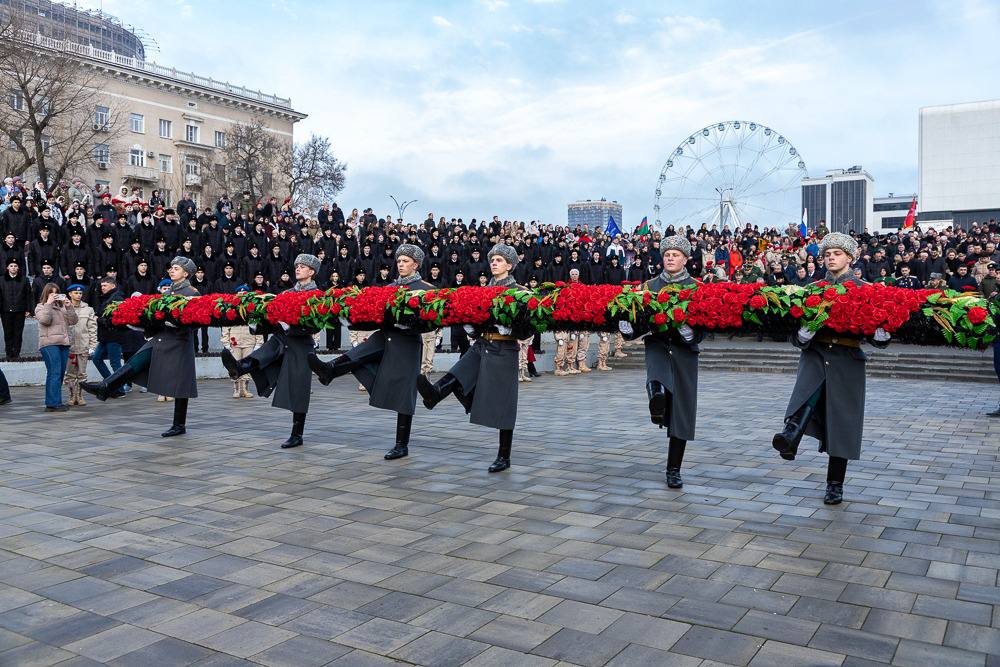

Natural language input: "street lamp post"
[389,195,418,223]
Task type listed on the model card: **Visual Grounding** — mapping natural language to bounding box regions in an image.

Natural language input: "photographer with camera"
[34,283,78,411]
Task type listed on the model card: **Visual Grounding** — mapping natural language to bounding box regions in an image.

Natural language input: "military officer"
[82,256,200,437]
[619,236,701,489]
[221,255,322,449]
[308,244,434,459]
[417,244,531,472]
[772,232,890,505]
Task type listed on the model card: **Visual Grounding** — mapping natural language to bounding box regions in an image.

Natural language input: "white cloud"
[432,15,453,28]
[660,15,723,40]
[614,12,636,26]
[481,0,508,11]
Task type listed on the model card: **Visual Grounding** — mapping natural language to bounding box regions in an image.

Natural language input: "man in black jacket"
[0,197,30,246]
[1,259,31,358]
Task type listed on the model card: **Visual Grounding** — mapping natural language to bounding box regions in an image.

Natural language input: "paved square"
[1,366,998,666]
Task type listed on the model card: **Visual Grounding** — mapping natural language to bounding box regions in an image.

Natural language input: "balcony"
[122,165,159,182]
[184,173,202,186]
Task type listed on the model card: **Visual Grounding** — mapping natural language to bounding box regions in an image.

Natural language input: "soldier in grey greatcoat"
[308,244,434,459]
[417,244,532,472]
[772,232,891,505]
[81,256,200,437]
[222,254,321,449]
[619,235,701,489]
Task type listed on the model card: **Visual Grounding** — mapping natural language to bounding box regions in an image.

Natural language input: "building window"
[129,146,145,167]
[158,154,173,173]
[38,97,50,117]
[185,124,199,143]
[159,189,172,206]
[129,113,144,133]
[185,160,200,176]
[159,119,172,138]
[94,105,109,129]
[214,130,226,148]
[93,143,110,163]
[40,134,51,155]
[213,164,226,181]
[8,90,23,111]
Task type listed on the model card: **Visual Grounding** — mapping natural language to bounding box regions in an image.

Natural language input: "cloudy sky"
[81,0,999,227]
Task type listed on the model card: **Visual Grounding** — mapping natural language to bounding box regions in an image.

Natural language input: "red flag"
[902,197,917,229]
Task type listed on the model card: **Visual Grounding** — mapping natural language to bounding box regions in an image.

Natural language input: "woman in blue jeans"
[34,283,78,411]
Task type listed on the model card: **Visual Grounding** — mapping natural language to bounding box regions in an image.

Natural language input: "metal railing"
[18,31,294,110]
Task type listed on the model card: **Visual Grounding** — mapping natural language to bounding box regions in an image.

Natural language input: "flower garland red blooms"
[552,283,624,327]
[344,286,400,326]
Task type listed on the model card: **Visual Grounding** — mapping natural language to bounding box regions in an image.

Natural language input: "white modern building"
[567,198,623,232]
[919,100,1000,228]
[801,167,874,233]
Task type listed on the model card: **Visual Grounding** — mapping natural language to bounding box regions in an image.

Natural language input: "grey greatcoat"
[640,272,701,441]
[784,273,887,460]
[447,276,529,431]
[347,276,434,415]
[248,284,319,414]
[133,282,199,399]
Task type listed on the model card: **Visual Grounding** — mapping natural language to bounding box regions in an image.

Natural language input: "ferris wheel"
[653,121,807,231]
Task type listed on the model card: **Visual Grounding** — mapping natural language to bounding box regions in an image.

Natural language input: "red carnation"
[823,288,838,300]
[247,303,255,312]
[527,297,539,309]
[967,306,988,325]
[672,308,686,322]
[805,295,821,308]
[790,305,804,318]
[171,308,181,318]
[226,310,237,320]
[155,311,165,320]
[653,312,667,325]
[642,292,652,304]
[301,306,310,315]
[407,296,420,309]
[504,295,514,304]
[331,303,342,315]
[677,289,691,301]
[656,291,670,303]
[749,295,766,310]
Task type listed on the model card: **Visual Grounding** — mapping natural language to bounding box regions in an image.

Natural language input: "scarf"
[292,280,318,292]
[824,270,860,286]
[167,279,191,295]
[657,268,691,285]
[489,275,517,288]
[393,272,423,286]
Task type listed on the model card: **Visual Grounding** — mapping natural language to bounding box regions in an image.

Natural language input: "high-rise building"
[1,0,146,59]
[919,100,1000,229]
[567,198,623,232]
[800,167,874,233]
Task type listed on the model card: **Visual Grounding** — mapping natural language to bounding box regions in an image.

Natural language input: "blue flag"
[799,208,808,237]
[605,214,622,237]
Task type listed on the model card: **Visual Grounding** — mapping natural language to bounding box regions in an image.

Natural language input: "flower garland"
[103,284,999,349]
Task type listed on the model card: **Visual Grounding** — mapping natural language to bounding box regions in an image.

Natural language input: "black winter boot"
[162,398,188,437]
[824,456,847,505]
[384,413,412,460]
[307,353,358,386]
[665,436,686,488]
[281,412,306,449]
[417,373,461,410]
[772,401,816,461]
[528,362,541,378]
[81,363,137,402]
[646,380,667,425]
[221,349,255,380]
[489,429,513,473]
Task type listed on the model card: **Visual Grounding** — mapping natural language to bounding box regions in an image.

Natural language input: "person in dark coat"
[125,260,156,296]
[418,244,531,472]
[619,236,701,489]
[772,233,891,505]
[1,259,31,358]
[82,257,201,437]
[308,243,433,458]
[222,254,321,449]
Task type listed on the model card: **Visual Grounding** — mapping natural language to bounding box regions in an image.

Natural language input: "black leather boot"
[162,398,188,437]
[665,436,686,488]
[417,373,460,410]
[221,349,255,380]
[528,362,540,378]
[988,404,1000,418]
[646,380,667,425]
[281,412,306,449]
[824,456,847,505]
[772,401,816,461]
[384,413,412,460]
[81,363,137,402]
[307,353,358,386]
[489,429,513,473]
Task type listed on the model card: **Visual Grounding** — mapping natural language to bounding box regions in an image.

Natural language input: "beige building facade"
[17,32,307,209]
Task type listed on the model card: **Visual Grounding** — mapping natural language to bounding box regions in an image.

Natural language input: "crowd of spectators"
[1,175,998,360]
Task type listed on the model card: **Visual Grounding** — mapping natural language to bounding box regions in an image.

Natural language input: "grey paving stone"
[893,639,989,667]
[389,630,489,666]
[249,635,351,667]
[333,617,427,654]
[861,608,947,643]
[63,624,163,662]
[670,625,764,665]
[462,645,558,667]
[748,639,845,667]
[109,637,214,667]
[468,614,561,652]
[808,623,899,662]
[198,621,297,658]
[532,627,629,667]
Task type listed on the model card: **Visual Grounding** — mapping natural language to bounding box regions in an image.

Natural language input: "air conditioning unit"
[147,151,156,158]
[97,162,108,170]
[93,124,109,132]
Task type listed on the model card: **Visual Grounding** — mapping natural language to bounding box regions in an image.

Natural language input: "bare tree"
[0,11,125,188]
[282,134,347,213]
[205,117,283,206]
